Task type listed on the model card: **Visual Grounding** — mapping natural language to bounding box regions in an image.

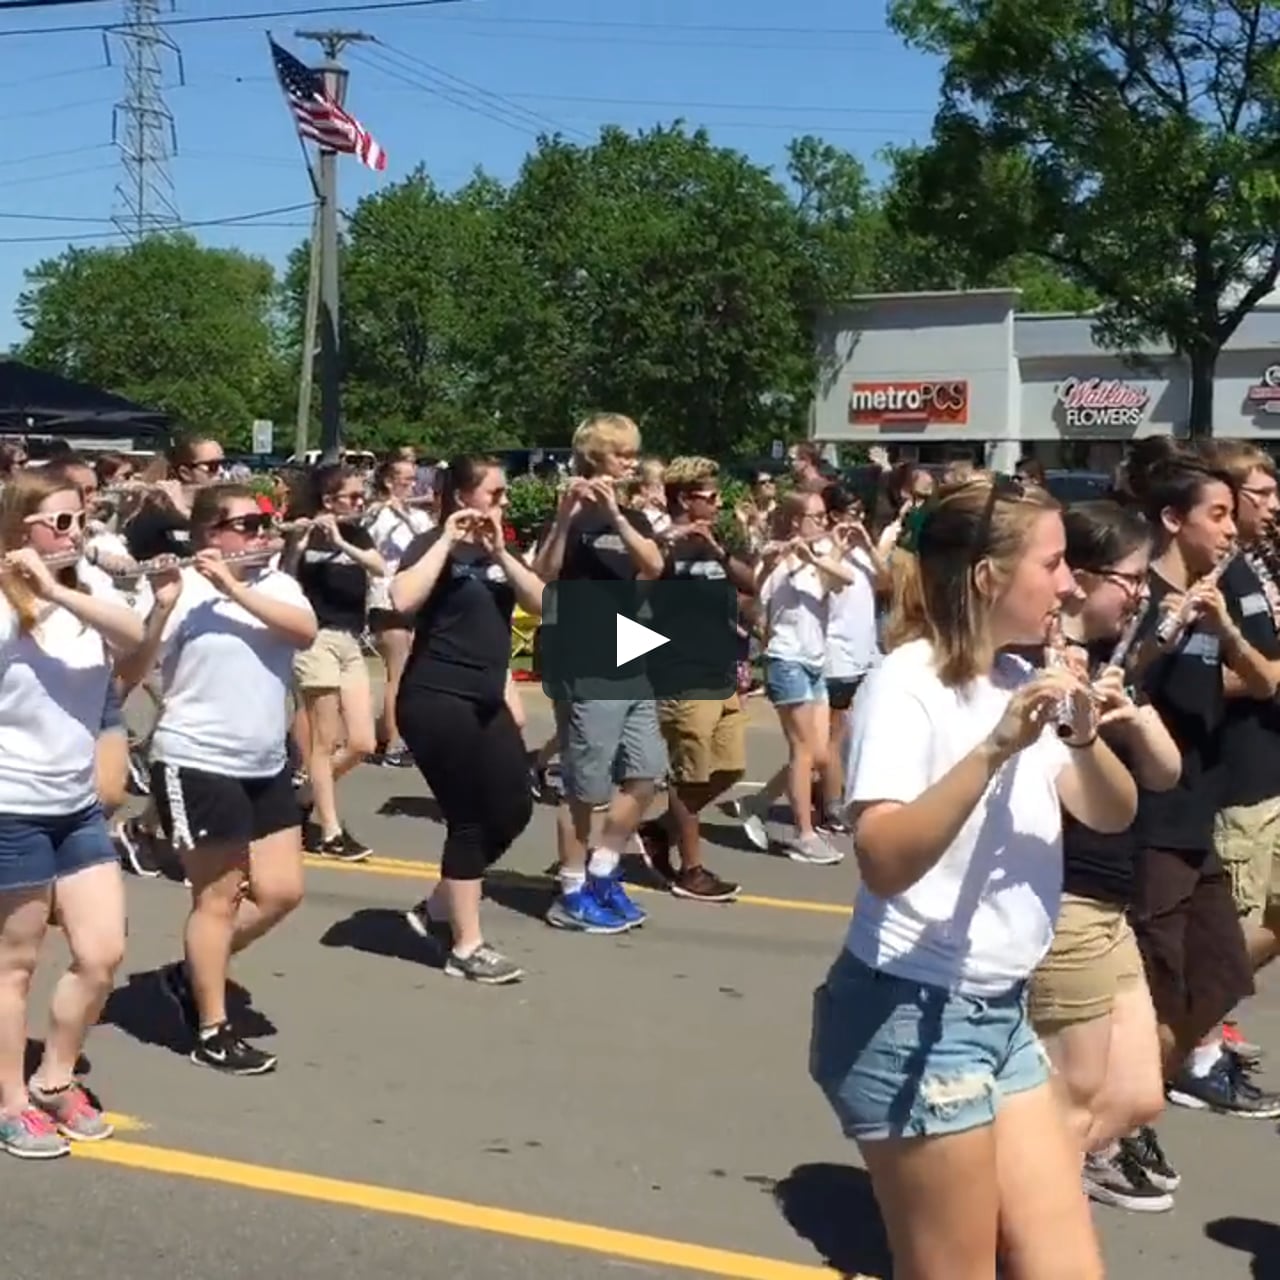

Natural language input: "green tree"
[16,234,284,447]
[498,124,824,456]
[888,0,1280,434]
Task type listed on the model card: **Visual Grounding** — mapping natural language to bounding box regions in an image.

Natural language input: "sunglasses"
[970,475,1024,564]
[213,514,275,536]
[25,510,86,535]
[190,459,223,474]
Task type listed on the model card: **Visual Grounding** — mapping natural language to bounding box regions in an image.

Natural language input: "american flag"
[269,37,387,172]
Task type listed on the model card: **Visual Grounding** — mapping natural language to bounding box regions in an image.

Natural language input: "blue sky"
[0,0,942,350]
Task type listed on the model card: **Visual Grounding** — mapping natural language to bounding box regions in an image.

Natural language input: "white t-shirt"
[84,530,153,616]
[150,567,316,778]
[825,546,879,680]
[760,557,830,667]
[365,506,433,611]
[0,579,122,815]
[842,638,1070,996]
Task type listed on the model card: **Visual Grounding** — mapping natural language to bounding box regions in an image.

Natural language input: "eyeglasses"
[25,509,86,534]
[213,514,274,536]
[688,490,720,503]
[1095,568,1147,594]
[970,475,1024,564]
[190,459,223,474]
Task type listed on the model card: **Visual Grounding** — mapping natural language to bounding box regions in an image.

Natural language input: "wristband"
[1067,732,1099,749]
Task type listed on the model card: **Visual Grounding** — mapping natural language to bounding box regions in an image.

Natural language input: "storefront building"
[812,289,1280,473]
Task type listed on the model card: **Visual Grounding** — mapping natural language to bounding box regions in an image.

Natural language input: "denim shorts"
[764,657,826,706]
[809,949,1050,1141]
[0,805,117,892]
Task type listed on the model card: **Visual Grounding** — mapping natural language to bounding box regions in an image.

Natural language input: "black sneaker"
[404,898,451,948]
[671,865,741,903]
[1167,1053,1280,1118]
[1083,1145,1173,1213]
[636,819,675,885]
[308,827,372,863]
[379,749,412,768]
[116,819,163,879]
[1126,1126,1180,1192]
[191,1024,277,1075]
[159,961,199,1032]
[126,744,151,796]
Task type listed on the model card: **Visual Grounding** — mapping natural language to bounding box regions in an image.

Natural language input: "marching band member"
[396,456,541,984]
[736,490,855,865]
[116,484,317,1075]
[810,476,1136,1279]
[365,456,433,767]
[285,464,385,861]
[1029,500,1178,1211]
[0,470,144,1159]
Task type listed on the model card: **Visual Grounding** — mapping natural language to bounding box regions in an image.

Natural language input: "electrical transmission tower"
[109,0,184,240]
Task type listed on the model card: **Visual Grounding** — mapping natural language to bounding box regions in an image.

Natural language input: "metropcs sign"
[848,379,969,426]
[1056,377,1151,428]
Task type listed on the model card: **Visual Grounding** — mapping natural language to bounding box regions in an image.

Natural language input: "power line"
[435,15,898,37]
[0,199,315,243]
[0,0,468,38]
[498,91,932,119]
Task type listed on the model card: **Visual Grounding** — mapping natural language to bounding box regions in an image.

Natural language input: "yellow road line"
[74,1138,849,1279]
[102,1112,150,1132]
[302,854,852,918]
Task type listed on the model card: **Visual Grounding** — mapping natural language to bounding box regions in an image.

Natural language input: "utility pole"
[296,29,373,464]
[294,202,323,460]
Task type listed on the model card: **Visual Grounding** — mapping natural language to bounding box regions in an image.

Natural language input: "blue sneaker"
[589,872,646,928]
[545,887,630,934]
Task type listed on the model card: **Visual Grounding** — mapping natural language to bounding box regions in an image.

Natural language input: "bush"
[507,474,559,545]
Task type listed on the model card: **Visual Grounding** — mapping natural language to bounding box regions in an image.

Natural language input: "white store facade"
[812,289,1280,473]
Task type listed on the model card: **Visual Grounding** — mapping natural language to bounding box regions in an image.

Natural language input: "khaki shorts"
[1215,796,1280,925]
[1029,894,1143,1031]
[657,696,746,786]
[293,627,366,691]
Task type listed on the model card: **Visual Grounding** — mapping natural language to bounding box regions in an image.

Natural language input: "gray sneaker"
[783,831,844,866]
[444,944,524,985]
[405,898,451,947]
[738,800,770,852]
[0,1106,71,1159]
[29,1081,115,1142]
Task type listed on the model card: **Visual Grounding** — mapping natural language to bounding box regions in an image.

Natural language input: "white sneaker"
[783,831,844,866]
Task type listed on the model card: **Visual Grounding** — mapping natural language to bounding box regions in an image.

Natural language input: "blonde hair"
[572,413,640,477]
[0,468,82,631]
[1201,438,1275,486]
[664,456,719,513]
[885,476,1058,686]
[769,489,821,540]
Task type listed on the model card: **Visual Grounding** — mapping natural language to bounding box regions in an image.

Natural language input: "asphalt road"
[7,689,1280,1280]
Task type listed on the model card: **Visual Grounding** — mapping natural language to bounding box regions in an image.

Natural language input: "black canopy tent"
[0,360,169,446]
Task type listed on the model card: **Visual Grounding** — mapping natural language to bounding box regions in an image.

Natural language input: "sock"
[559,867,586,895]
[452,939,480,960]
[1089,1139,1120,1162]
[587,846,620,878]
[198,1024,224,1042]
[1189,1039,1223,1077]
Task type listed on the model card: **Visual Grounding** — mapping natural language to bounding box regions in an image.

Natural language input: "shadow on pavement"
[772,1161,890,1280]
[483,869,557,923]
[320,907,444,969]
[24,1040,89,1079]
[1205,1216,1280,1279]
[378,795,444,823]
[101,968,277,1057]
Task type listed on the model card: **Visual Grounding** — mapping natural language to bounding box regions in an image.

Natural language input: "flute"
[121,542,286,580]
[1045,618,1077,740]
[1154,542,1239,646]
[1100,598,1152,673]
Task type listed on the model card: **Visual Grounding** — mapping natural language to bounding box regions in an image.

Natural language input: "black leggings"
[397,688,532,881]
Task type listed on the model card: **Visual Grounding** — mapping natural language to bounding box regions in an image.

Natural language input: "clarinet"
[1154,543,1239,647]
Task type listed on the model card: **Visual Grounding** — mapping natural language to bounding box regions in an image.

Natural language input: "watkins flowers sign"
[1056,377,1151,428]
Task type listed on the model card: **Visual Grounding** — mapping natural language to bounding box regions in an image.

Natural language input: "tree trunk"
[1186,346,1217,439]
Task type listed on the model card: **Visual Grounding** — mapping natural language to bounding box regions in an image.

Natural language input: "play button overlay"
[616,613,669,667]
[540,579,736,701]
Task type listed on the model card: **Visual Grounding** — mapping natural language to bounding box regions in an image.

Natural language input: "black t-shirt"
[1062,639,1138,905]
[295,520,375,634]
[1133,570,1227,855]
[543,506,655,581]
[1219,555,1280,807]
[398,530,515,706]
[124,503,192,562]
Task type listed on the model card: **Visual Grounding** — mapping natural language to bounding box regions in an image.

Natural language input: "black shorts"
[150,763,300,852]
[369,607,414,632]
[827,676,866,712]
